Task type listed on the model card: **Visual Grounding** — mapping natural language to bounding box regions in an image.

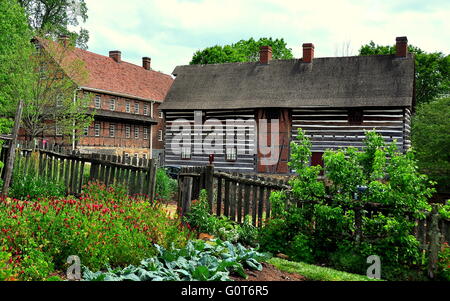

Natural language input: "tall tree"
[359,41,450,105]
[412,97,450,193]
[0,0,34,129]
[190,37,293,65]
[21,38,93,145]
[18,0,89,49]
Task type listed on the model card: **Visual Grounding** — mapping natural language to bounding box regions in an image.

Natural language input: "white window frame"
[158,129,163,141]
[181,146,191,160]
[134,126,139,139]
[126,101,131,113]
[159,111,164,119]
[109,123,115,137]
[134,102,139,114]
[144,104,149,116]
[94,123,101,137]
[83,126,89,136]
[226,147,237,161]
[143,127,149,140]
[110,98,116,111]
[94,95,101,109]
[125,125,131,138]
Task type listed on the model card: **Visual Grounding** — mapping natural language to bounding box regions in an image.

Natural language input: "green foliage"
[18,0,89,49]
[184,190,259,246]
[0,0,34,113]
[260,130,435,280]
[0,249,16,281]
[438,203,450,219]
[10,173,66,200]
[359,41,449,105]
[268,257,379,281]
[437,243,450,281]
[288,129,325,202]
[412,97,450,192]
[155,168,177,202]
[0,181,192,280]
[190,37,293,65]
[83,239,270,281]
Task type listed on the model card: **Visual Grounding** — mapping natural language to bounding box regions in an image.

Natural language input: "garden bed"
[230,262,305,281]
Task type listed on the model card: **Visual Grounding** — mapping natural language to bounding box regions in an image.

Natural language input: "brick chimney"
[302,43,314,63]
[142,57,151,70]
[396,36,408,57]
[259,46,272,64]
[109,50,121,63]
[58,35,69,48]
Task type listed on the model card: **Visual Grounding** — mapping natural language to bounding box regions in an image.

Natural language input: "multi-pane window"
[56,95,63,107]
[125,125,131,138]
[126,101,131,113]
[110,98,116,111]
[134,126,139,139]
[55,125,62,136]
[143,154,147,160]
[133,153,138,160]
[109,124,115,137]
[144,104,149,116]
[83,126,89,136]
[94,95,101,109]
[94,123,101,137]
[134,102,139,114]
[226,147,237,161]
[181,146,191,160]
[143,127,149,140]
[158,130,163,141]
[159,111,164,119]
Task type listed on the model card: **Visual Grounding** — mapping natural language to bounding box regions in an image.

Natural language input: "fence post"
[181,176,193,218]
[148,159,157,201]
[205,164,214,214]
[428,204,442,279]
[2,100,24,195]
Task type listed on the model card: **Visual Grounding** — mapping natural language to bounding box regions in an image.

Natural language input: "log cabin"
[160,37,415,174]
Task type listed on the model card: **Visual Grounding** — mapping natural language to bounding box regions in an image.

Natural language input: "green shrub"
[287,233,314,264]
[185,190,259,246]
[0,181,193,279]
[259,129,435,280]
[155,168,177,202]
[9,173,66,200]
[437,242,450,281]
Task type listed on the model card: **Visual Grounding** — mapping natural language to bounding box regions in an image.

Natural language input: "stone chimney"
[396,36,408,57]
[259,46,272,64]
[302,43,314,63]
[109,50,121,63]
[142,57,151,70]
[58,35,70,48]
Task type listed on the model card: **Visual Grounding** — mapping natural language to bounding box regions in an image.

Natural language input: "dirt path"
[230,262,306,281]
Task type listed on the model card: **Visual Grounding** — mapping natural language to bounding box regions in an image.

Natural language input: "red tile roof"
[37,37,173,101]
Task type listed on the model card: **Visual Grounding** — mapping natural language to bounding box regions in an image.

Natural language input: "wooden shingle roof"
[161,54,415,110]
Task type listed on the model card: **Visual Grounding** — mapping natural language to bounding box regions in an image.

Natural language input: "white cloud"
[80,0,449,74]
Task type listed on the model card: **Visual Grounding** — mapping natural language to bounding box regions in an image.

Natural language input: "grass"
[268,257,382,281]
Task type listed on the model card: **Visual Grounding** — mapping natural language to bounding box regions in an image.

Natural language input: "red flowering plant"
[438,242,450,281]
[0,181,193,280]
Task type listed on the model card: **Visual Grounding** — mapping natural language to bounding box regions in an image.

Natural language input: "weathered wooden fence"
[0,142,157,199]
[178,164,450,278]
[178,165,290,227]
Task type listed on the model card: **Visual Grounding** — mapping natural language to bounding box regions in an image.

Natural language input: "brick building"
[30,37,172,163]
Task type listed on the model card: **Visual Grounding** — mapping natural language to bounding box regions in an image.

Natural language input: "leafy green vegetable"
[82,240,271,281]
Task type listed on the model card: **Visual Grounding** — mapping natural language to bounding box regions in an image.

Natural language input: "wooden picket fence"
[0,142,157,199]
[178,164,450,278]
[177,165,290,227]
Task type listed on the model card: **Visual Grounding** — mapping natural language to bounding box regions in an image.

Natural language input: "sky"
[78,0,450,75]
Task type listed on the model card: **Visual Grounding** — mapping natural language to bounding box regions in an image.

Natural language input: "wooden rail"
[0,142,157,199]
